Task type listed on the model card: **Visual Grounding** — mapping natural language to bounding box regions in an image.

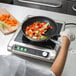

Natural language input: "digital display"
[28,50,35,53]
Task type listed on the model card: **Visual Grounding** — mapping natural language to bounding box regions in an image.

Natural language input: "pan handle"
[50,39,61,46]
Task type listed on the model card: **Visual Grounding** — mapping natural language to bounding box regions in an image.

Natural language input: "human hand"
[60,29,75,42]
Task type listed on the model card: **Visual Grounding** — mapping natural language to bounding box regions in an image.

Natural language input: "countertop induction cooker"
[8,15,65,62]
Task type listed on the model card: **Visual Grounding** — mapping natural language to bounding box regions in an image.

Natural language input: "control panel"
[13,45,49,58]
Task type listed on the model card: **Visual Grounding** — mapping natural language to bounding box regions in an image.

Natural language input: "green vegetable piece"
[43,36,48,39]
[0,21,6,29]
[46,23,50,26]
[1,23,5,29]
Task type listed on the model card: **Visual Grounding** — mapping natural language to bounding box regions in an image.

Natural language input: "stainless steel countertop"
[0,3,76,76]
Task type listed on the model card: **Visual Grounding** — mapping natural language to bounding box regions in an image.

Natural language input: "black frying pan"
[22,16,60,44]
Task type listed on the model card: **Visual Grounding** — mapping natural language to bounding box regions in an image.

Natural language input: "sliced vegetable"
[0,14,17,27]
[25,22,53,40]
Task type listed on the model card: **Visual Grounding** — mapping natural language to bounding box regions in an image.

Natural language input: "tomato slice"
[39,24,43,28]
[41,32,45,35]
[30,24,34,27]
[26,26,30,30]
[42,22,46,25]
[26,33,29,36]
[48,26,53,29]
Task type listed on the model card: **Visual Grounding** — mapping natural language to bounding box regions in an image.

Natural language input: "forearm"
[51,37,70,76]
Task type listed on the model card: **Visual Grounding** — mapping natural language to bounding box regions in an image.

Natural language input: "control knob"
[42,51,48,57]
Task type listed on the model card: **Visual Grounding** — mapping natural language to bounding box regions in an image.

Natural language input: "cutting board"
[0,9,21,35]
